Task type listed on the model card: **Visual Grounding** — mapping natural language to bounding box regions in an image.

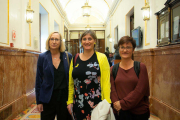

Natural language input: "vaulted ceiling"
[58,0,114,24]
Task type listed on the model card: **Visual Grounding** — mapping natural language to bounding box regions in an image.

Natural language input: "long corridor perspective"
[0,0,180,120]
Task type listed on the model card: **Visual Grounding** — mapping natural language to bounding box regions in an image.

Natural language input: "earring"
[94,43,96,45]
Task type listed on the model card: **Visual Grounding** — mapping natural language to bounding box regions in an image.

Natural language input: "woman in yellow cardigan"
[67,30,111,120]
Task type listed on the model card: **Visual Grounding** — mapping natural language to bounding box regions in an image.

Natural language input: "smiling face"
[81,34,96,51]
[49,33,61,50]
[119,42,134,59]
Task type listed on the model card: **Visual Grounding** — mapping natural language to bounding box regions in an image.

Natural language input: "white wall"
[54,21,60,32]
[0,0,64,52]
[105,0,167,51]
[0,0,8,45]
[0,0,40,50]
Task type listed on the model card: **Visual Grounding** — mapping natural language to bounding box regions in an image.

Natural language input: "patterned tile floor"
[13,103,40,120]
[13,103,160,120]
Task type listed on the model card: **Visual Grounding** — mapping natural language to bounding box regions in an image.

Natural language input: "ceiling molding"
[104,0,110,8]
[69,23,105,28]
[104,0,122,27]
[51,0,71,26]
[65,0,71,9]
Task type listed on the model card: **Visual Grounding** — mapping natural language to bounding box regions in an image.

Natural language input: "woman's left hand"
[113,101,121,111]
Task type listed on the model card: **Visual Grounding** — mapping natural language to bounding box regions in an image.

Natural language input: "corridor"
[0,0,180,120]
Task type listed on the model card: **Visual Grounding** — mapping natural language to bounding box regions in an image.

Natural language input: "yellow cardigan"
[67,52,111,105]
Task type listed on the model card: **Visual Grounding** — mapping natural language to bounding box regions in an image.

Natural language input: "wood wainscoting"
[0,46,40,120]
[134,44,180,120]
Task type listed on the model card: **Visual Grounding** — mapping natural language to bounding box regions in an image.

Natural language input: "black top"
[72,52,101,120]
[53,53,67,90]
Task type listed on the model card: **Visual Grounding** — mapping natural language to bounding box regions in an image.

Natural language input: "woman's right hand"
[37,104,43,112]
[113,101,121,111]
[67,104,73,115]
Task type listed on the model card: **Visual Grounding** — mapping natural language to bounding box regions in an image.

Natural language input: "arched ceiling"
[58,0,114,24]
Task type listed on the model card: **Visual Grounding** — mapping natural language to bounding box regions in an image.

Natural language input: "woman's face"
[81,34,96,51]
[49,33,61,50]
[119,42,134,59]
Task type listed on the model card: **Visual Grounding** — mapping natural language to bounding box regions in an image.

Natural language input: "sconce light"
[82,0,91,17]
[141,2,150,21]
[26,5,34,23]
[109,38,112,42]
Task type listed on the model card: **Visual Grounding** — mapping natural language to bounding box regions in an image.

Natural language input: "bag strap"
[73,53,80,67]
[112,63,120,80]
[65,51,69,67]
[134,61,140,78]
[112,61,140,80]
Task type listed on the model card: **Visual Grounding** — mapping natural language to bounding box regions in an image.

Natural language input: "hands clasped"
[113,101,121,111]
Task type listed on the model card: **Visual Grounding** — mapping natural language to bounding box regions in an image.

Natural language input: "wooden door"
[98,39,105,53]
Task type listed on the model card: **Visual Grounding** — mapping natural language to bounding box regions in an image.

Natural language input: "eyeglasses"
[120,46,133,51]
[49,38,61,41]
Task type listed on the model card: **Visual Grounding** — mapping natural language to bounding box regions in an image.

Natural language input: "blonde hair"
[45,32,65,52]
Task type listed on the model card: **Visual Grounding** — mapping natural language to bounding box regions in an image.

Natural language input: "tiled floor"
[13,103,160,120]
[13,103,39,120]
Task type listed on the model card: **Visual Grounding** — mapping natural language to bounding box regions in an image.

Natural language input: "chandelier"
[81,0,91,17]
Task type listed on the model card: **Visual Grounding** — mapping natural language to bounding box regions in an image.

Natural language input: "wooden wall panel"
[0,46,39,120]
[134,45,180,120]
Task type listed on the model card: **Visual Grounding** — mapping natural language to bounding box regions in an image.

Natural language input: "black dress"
[72,53,101,120]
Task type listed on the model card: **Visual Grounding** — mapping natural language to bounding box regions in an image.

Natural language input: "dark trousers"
[115,109,150,120]
[41,89,71,120]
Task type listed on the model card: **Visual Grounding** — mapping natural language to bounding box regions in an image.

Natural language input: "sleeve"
[120,63,149,110]
[110,66,119,103]
[35,54,43,105]
[67,59,74,105]
[101,54,111,103]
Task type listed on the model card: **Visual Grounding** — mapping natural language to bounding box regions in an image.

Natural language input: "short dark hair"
[118,36,136,49]
[114,44,118,49]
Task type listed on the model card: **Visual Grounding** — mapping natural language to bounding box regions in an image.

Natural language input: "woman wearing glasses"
[110,36,150,120]
[67,30,111,120]
[35,32,72,120]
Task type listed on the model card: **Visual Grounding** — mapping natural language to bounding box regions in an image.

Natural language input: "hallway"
[0,0,180,120]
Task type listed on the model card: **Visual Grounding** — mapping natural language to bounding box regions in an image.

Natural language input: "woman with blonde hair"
[35,32,72,120]
[67,30,111,120]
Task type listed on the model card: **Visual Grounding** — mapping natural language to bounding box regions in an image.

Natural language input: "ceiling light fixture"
[82,0,91,17]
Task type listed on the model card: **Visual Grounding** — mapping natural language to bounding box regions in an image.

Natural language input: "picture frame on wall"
[155,0,180,47]
[156,9,170,46]
[172,2,180,43]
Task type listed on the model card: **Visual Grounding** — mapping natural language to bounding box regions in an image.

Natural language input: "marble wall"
[0,46,39,120]
[134,44,180,120]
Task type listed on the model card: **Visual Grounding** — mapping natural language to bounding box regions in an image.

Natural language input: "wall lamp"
[26,5,34,23]
[141,2,150,21]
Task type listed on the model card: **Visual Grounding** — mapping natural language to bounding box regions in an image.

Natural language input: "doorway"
[39,3,49,52]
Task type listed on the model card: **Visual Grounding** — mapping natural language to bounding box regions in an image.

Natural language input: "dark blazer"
[35,50,72,104]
